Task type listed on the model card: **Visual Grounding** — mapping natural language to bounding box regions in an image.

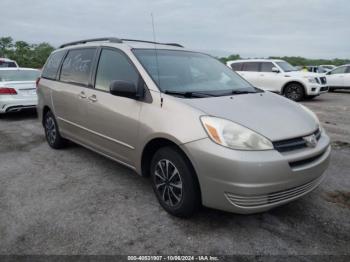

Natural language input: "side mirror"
[272,67,280,73]
[109,80,141,99]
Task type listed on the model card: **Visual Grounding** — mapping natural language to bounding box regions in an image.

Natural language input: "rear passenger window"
[260,62,274,72]
[230,63,243,71]
[346,66,350,73]
[242,62,259,72]
[60,48,96,86]
[42,50,66,80]
[95,49,139,92]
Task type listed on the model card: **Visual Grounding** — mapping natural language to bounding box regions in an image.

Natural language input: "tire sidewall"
[44,111,64,149]
[150,147,200,217]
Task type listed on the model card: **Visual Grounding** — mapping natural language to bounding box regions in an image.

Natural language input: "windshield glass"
[0,70,40,82]
[133,49,256,95]
[276,61,297,72]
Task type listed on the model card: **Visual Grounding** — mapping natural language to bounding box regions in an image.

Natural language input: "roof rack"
[59,37,184,49]
[59,37,122,48]
[121,39,184,48]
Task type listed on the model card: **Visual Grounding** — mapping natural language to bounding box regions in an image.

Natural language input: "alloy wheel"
[45,116,57,145]
[154,159,183,207]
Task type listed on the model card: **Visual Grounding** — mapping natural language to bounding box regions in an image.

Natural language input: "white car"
[325,64,350,91]
[0,68,40,113]
[227,59,328,101]
[0,58,19,68]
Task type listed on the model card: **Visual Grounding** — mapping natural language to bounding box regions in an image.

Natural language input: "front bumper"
[181,132,331,214]
[306,84,328,95]
[0,95,37,113]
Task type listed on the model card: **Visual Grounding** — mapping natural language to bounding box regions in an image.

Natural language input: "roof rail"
[59,37,122,48]
[59,37,184,49]
[121,39,184,48]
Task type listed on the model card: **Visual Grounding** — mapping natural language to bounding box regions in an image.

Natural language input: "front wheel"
[150,147,201,217]
[284,83,305,101]
[44,111,67,149]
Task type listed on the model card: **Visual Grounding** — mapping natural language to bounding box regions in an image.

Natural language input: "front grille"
[320,77,327,85]
[225,176,322,208]
[273,129,321,153]
[320,86,329,92]
[289,150,326,168]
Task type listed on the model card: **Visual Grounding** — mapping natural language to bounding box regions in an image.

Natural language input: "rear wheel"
[284,83,305,101]
[150,147,200,217]
[44,111,67,149]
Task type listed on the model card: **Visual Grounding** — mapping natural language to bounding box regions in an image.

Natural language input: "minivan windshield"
[133,49,257,97]
[0,70,40,82]
[276,61,297,72]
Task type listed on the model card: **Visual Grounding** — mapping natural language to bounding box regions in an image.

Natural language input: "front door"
[83,48,142,167]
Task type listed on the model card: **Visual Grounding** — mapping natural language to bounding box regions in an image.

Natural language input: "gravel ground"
[0,91,349,256]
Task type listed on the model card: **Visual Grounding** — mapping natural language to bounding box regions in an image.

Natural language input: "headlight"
[304,76,319,83]
[200,116,273,150]
[299,104,323,132]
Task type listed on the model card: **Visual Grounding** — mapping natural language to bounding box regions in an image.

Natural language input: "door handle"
[88,94,97,102]
[78,92,87,99]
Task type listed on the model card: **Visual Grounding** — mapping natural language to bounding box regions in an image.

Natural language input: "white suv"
[227,59,328,101]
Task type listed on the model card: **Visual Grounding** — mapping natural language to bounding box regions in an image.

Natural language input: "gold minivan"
[37,38,331,217]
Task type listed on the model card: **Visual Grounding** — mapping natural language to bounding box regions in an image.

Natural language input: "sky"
[1,0,349,59]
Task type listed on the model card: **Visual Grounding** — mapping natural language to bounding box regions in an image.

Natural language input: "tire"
[284,83,305,101]
[150,146,201,217]
[44,110,67,149]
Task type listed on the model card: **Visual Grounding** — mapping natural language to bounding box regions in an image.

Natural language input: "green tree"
[0,36,13,57]
[0,36,55,68]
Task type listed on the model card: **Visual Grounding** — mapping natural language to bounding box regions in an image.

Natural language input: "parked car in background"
[319,65,336,72]
[37,37,330,217]
[325,64,350,91]
[0,58,19,68]
[306,66,328,74]
[0,68,40,113]
[227,59,328,101]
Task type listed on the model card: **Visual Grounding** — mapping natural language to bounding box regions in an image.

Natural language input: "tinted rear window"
[0,61,17,68]
[42,50,66,80]
[0,70,40,81]
[242,62,259,72]
[60,48,96,86]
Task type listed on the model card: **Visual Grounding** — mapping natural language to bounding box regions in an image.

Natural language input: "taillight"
[0,87,17,95]
[36,77,41,89]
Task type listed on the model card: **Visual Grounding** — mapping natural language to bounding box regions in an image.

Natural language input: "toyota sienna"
[37,38,331,217]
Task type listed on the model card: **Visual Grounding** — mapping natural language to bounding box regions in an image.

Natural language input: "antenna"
[151,13,161,91]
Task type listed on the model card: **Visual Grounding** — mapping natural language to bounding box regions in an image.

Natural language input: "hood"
[181,92,318,142]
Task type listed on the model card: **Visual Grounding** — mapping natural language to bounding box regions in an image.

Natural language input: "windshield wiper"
[230,90,257,95]
[164,90,217,98]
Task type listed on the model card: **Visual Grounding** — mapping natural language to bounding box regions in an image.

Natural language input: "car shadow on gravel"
[0,109,37,121]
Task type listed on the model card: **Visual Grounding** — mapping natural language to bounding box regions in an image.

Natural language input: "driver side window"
[95,49,139,92]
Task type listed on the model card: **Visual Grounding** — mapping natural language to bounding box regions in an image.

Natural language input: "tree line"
[219,54,350,67]
[0,37,54,68]
[1,36,349,69]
